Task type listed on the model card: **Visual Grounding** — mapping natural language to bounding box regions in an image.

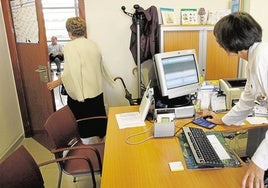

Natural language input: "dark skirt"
[67,93,107,138]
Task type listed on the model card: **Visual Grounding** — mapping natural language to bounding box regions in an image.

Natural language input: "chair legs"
[72,175,96,188]
[57,164,96,188]
[57,168,63,188]
[87,160,97,188]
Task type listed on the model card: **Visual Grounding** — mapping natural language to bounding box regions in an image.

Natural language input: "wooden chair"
[0,145,45,188]
[43,105,106,188]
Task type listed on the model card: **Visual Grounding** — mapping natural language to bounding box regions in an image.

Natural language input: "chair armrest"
[51,144,103,173]
[38,155,90,167]
[51,143,102,154]
[76,116,107,123]
[38,155,96,175]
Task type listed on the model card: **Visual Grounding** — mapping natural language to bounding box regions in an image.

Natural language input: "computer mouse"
[203,115,213,120]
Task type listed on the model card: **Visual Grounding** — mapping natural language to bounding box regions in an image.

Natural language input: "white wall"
[0,2,24,159]
[244,0,268,42]
[84,0,233,107]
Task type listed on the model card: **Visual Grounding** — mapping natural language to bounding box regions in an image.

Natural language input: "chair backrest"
[43,106,80,150]
[0,145,44,188]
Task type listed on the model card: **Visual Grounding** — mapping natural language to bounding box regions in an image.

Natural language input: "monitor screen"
[153,50,201,99]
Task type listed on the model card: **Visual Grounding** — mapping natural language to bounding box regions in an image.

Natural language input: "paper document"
[253,105,268,116]
[246,117,268,125]
[115,84,153,129]
[211,93,226,112]
[115,112,145,129]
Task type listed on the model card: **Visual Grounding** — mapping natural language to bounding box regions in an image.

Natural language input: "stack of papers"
[115,112,145,129]
[253,105,268,117]
[115,85,153,129]
[246,117,268,125]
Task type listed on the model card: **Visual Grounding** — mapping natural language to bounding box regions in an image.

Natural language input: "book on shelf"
[231,0,242,12]
[160,7,176,25]
[180,8,198,25]
[207,9,231,25]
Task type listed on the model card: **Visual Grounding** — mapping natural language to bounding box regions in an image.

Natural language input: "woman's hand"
[47,78,62,90]
[241,161,265,188]
[202,110,224,125]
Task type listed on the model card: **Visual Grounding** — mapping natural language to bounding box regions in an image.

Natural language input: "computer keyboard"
[182,126,224,168]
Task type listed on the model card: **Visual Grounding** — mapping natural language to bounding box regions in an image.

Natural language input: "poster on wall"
[10,0,39,43]
[231,0,242,12]
[180,8,198,25]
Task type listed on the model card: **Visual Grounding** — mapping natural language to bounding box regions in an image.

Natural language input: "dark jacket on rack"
[129,5,159,65]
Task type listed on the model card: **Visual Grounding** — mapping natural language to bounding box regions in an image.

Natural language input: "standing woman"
[204,12,268,188]
[47,17,114,142]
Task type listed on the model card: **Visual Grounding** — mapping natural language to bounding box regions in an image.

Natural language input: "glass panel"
[42,0,77,8]
[43,9,76,41]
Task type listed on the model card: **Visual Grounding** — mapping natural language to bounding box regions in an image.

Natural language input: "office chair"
[43,105,106,188]
[0,145,45,188]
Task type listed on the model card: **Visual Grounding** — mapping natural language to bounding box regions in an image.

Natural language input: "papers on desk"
[253,105,268,117]
[115,85,153,129]
[115,112,145,129]
[197,89,226,112]
[246,117,268,125]
[211,93,226,112]
[169,161,184,171]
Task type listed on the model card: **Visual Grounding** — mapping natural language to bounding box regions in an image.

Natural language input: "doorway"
[1,0,85,149]
[42,0,83,110]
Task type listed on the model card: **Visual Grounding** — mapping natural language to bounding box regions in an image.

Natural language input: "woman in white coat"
[206,12,268,188]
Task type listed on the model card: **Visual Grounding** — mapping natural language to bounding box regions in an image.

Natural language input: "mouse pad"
[192,117,216,129]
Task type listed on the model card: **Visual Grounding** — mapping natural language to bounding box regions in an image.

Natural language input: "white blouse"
[61,37,114,102]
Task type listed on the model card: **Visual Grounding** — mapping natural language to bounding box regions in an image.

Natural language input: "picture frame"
[181,8,198,25]
[160,8,176,25]
[231,0,241,12]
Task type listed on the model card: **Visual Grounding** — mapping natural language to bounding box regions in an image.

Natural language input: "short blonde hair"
[66,17,86,37]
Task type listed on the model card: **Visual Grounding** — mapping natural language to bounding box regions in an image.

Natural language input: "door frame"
[1,0,85,137]
[1,0,31,136]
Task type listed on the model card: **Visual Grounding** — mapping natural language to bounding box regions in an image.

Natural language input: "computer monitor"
[153,49,201,100]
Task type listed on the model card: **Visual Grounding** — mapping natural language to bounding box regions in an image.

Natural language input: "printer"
[219,78,247,110]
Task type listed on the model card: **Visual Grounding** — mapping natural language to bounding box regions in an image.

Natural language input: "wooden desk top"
[101,106,267,188]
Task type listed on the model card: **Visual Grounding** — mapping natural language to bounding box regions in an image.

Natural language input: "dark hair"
[213,12,262,53]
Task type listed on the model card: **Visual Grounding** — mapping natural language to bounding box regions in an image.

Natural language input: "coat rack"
[121,4,144,99]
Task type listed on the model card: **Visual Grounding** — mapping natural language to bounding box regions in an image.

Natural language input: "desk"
[101,106,267,188]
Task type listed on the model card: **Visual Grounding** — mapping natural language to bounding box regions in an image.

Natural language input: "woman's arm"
[47,77,62,90]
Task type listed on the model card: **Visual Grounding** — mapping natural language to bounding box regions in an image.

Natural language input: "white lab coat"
[222,42,268,171]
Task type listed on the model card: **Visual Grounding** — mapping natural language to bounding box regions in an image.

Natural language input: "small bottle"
[200,75,204,84]
[198,8,206,25]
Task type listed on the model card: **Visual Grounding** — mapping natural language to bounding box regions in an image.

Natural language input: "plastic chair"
[43,105,106,188]
[0,145,45,188]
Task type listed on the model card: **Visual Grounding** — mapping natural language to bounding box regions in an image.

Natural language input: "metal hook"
[121,6,133,17]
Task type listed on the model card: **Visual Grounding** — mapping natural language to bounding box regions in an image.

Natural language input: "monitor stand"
[155,95,192,108]
[153,87,195,119]
[153,87,192,108]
